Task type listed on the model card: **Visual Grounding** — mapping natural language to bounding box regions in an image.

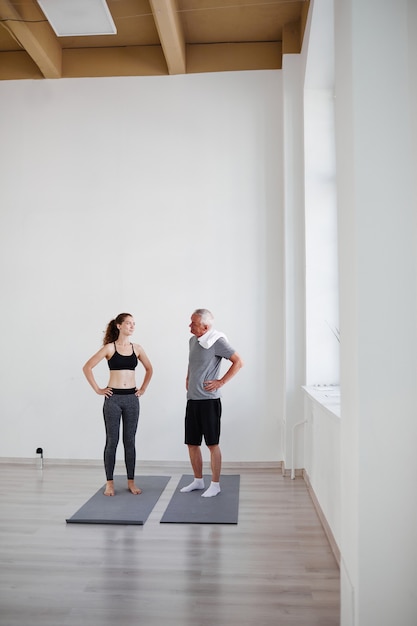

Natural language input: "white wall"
[0,71,284,464]
[335,1,417,625]
[301,3,417,624]
[303,390,341,548]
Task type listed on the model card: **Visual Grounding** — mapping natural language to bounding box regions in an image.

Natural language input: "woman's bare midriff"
[108,370,137,389]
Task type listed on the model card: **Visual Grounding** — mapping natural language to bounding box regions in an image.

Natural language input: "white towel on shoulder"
[198,328,227,349]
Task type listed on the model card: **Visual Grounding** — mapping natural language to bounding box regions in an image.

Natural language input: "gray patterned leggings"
[102,391,140,481]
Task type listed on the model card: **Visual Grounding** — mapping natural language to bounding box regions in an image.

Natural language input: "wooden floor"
[0,463,340,626]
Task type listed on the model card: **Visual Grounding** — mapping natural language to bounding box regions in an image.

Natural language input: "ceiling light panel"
[37,0,117,37]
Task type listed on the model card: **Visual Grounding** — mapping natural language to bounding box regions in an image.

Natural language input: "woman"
[83,313,153,496]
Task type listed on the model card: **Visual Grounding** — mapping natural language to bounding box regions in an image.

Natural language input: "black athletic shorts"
[184,399,222,446]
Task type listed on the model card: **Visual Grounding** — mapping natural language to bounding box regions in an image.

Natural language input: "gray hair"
[193,308,214,326]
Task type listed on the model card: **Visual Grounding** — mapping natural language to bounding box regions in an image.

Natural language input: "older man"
[181,308,243,497]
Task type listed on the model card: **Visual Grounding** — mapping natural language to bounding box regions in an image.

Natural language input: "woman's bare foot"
[104,480,115,496]
[128,479,142,495]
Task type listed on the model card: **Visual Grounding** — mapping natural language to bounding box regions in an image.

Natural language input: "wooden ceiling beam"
[63,46,168,78]
[0,0,61,78]
[187,42,282,74]
[149,0,186,75]
[283,20,301,55]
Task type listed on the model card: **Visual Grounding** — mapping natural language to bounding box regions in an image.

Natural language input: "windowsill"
[302,385,340,418]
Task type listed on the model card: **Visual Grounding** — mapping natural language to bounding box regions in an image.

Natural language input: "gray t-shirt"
[187,336,235,400]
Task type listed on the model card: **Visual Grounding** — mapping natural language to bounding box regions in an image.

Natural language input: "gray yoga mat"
[66,475,171,525]
[160,474,240,524]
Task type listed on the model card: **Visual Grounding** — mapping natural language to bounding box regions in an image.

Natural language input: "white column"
[282,53,306,470]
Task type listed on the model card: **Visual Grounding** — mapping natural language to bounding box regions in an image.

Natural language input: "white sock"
[180,477,205,492]
[201,481,221,498]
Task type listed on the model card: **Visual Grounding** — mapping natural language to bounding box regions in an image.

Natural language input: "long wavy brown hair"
[103,313,132,345]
